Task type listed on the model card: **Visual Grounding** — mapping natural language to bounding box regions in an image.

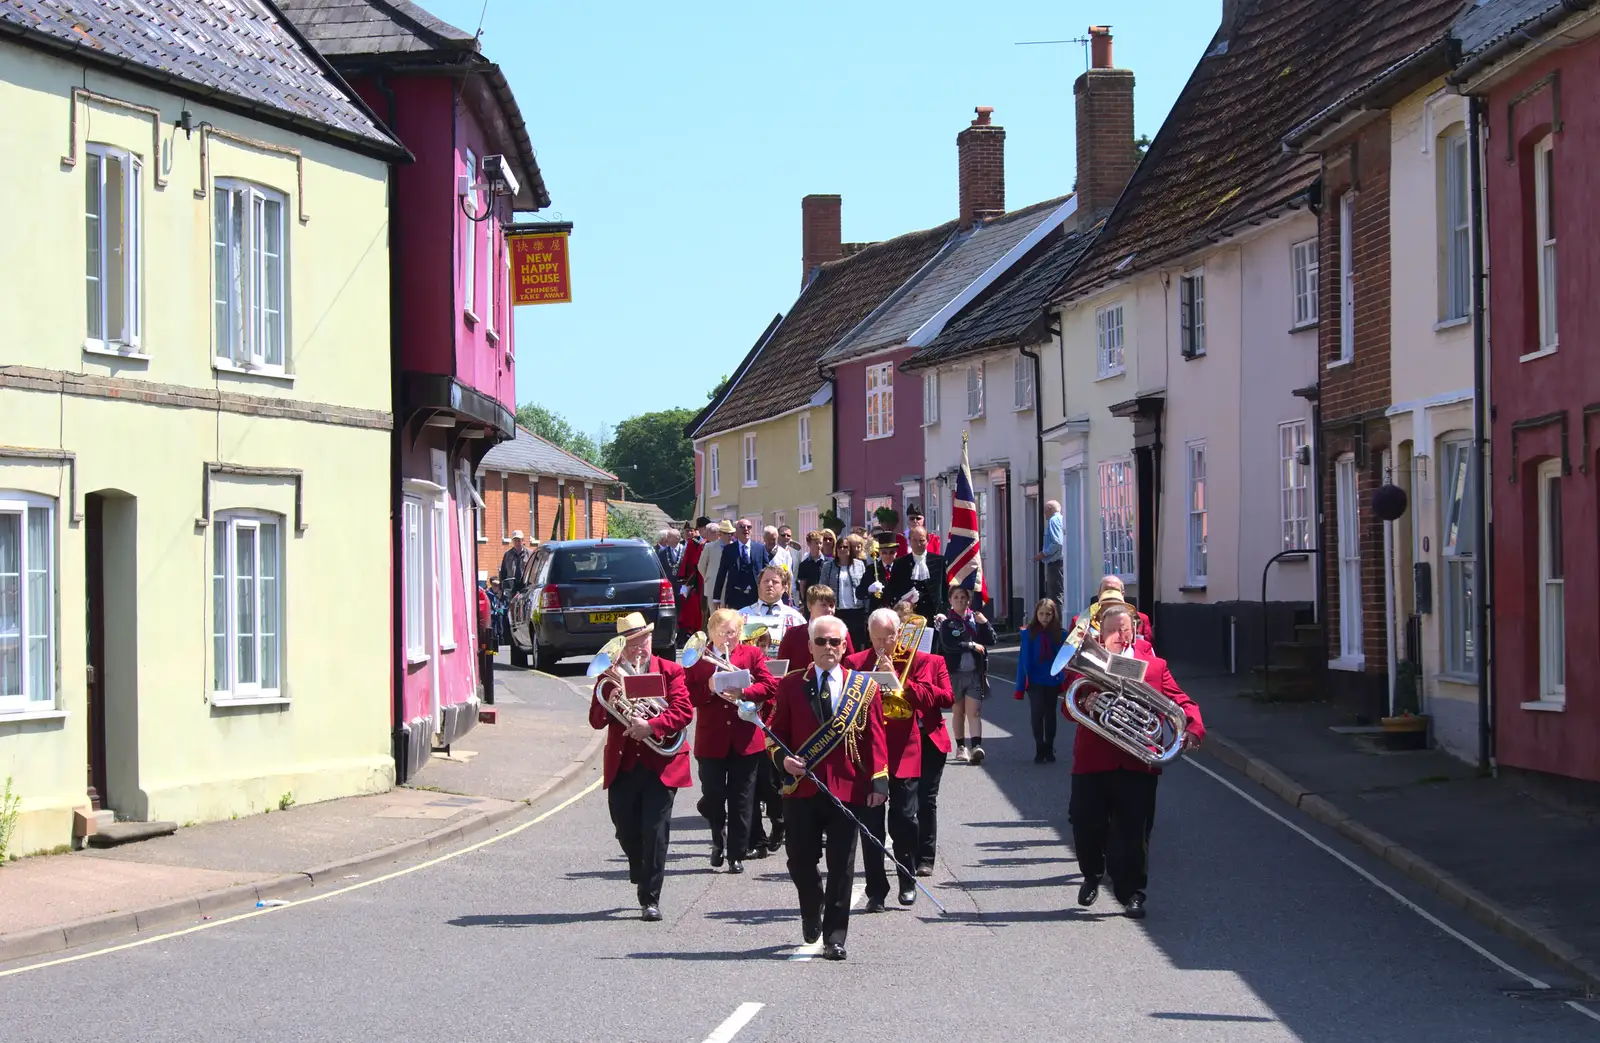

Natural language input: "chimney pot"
[1089,26,1113,68]
[973,105,994,126]
[801,194,843,287]
[956,107,1006,230]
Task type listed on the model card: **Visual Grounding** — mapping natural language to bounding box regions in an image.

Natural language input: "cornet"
[586,636,687,756]
[682,632,753,708]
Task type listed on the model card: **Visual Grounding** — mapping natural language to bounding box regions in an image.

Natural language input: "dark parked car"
[507,539,677,670]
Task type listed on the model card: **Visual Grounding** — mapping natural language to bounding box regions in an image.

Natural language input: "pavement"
[0,652,603,959]
[3,662,1596,1041]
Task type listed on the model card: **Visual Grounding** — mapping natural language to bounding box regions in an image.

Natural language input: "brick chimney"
[1074,26,1136,226]
[957,106,1005,230]
[801,194,843,287]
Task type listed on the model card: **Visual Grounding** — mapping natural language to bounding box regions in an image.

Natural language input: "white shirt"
[814,664,845,716]
[910,552,930,582]
[741,600,806,648]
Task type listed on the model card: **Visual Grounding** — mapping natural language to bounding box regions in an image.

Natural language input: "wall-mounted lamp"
[176,108,194,139]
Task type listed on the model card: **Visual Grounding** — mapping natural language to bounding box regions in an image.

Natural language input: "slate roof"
[1454,0,1565,59]
[1057,0,1469,302]
[904,222,1100,370]
[479,427,616,484]
[821,196,1070,366]
[689,222,956,439]
[608,500,677,533]
[0,0,401,154]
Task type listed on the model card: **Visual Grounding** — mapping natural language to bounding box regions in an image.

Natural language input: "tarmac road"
[2,661,1596,1042]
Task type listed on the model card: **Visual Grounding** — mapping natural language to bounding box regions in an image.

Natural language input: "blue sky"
[417,1,1223,437]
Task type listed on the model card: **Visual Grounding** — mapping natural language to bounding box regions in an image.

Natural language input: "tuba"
[587,636,687,756]
[1059,633,1188,767]
[875,615,926,721]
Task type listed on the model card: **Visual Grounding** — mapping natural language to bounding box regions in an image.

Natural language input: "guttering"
[1283,36,1458,151]
[1467,93,1494,771]
[1449,0,1598,87]
[1020,340,1047,609]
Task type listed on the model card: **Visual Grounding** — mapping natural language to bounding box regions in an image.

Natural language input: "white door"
[1335,454,1363,660]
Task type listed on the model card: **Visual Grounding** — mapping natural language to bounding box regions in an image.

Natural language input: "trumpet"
[874,614,926,721]
[586,636,687,756]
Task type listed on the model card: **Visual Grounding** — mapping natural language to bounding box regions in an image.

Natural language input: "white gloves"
[868,582,885,595]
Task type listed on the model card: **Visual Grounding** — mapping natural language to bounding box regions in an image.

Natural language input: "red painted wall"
[1484,39,1600,783]
[832,351,925,527]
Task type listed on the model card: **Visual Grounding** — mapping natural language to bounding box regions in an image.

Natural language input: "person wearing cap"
[895,503,942,558]
[588,613,695,922]
[499,531,534,596]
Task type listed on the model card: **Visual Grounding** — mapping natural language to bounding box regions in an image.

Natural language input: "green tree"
[515,403,602,465]
[608,408,697,519]
[707,374,730,402]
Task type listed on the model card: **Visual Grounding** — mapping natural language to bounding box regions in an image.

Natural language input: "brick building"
[476,427,616,579]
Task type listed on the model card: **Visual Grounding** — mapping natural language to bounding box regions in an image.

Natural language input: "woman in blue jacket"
[1015,599,1067,762]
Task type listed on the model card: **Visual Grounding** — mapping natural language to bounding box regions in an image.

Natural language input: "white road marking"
[701,1002,764,1043]
[0,778,604,980]
[786,880,866,961]
[1185,757,1600,1025]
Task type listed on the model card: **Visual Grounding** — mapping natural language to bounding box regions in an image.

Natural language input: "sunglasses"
[811,636,845,647]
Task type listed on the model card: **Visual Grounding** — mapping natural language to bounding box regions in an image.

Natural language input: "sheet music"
[712,669,752,693]
[916,628,933,654]
[864,671,900,691]
[768,659,789,675]
[1107,654,1149,683]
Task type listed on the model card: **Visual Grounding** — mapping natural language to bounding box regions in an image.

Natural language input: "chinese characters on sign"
[509,231,572,305]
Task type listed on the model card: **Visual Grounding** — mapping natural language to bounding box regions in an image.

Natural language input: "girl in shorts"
[936,585,998,765]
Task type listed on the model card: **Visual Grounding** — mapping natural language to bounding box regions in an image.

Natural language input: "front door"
[85,495,108,810]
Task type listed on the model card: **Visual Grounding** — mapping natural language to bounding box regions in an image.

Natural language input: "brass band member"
[845,607,952,909]
[768,614,888,961]
[1065,604,1203,918]
[686,609,778,873]
[587,613,694,921]
[1069,575,1154,649]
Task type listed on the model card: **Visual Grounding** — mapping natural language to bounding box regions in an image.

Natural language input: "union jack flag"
[945,433,988,601]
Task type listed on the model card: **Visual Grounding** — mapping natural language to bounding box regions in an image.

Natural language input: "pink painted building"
[282,0,551,780]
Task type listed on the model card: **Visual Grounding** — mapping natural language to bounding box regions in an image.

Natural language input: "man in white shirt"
[740,565,807,651]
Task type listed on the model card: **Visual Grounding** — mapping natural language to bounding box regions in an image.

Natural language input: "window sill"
[1178,584,1207,593]
[1520,698,1565,712]
[1277,552,1312,562]
[463,310,479,328]
[863,433,894,442]
[1013,404,1034,414]
[1181,351,1206,362]
[1435,673,1478,688]
[84,342,150,362]
[0,708,68,724]
[1289,321,1319,334]
[742,482,758,489]
[486,328,500,345]
[211,694,290,709]
[477,536,488,543]
[1094,369,1125,383]
[440,641,458,653]
[923,419,940,427]
[406,653,430,667]
[965,413,985,422]
[1519,346,1558,363]
[214,360,294,384]
[1328,655,1365,672]
[1325,358,1353,371]
[799,464,814,473]
[1434,316,1471,332]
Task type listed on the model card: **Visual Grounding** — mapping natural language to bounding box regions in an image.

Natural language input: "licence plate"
[588,612,620,624]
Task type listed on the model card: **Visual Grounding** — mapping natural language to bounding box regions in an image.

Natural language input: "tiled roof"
[904,222,1100,370]
[0,0,400,151]
[479,427,617,484]
[1058,0,1468,302]
[690,222,956,439]
[1453,0,1566,60]
[821,197,1070,366]
[274,0,473,55]
[609,500,677,533]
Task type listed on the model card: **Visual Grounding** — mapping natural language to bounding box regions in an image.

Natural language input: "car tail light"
[658,579,674,606]
[540,587,563,611]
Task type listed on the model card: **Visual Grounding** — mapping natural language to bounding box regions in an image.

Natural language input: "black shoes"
[914,862,934,878]
[1124,892,1147,919]
[748,844,769,860]
[1077,876,1101,907]
[640,905,662,922]
[1045,749,1057,763]
[802,917,822,945]
[822,942,847,961]
[727,859,744,875]
[1034,750,1046,764]
[710,837,725,869]
[863,896,886,914]
[898,886,917,907]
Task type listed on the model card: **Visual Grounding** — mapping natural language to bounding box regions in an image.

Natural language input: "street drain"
[1500,987,1597,1002]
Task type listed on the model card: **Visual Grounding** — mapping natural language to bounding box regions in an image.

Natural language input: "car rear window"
[550,547,661,584]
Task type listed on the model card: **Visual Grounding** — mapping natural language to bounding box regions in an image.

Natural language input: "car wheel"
[534,643,557,673]
[510,644,530,669]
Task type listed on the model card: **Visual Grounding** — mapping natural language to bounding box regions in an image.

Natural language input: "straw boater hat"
[717,519,736,534]
[615,612,654,638]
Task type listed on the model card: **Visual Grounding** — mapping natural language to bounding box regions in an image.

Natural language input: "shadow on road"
[448,910,638,928]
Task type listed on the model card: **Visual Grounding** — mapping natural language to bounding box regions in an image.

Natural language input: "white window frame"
[403,496,429,664]
[1533,136,1557,355]
[1180,270,1206,358]
[923,370,940,426]
[435,499,455,651]
[1185,441,1207,586]
[743,432,759,487]
[798,413,813,472]
[84,145,142,355]
[499,472,510,542]
[864,496,893,531]
[463,149,479,322]
[709,444,721,497]
[1537,458,1564,703]
[1441,130,1472,323]
[213,179,288,373]
[1096,302,1125,378]
[928,480,941,538]
[485,224,498,340]
[1439,437,1477,678]
[797,506,819,537]
[1013,356,1033,411]
[1337,193,1355,364]
[1334,454,1363,662]
[1279,421,1311,551]
[0,495,56,714]
[212,511,284,702]
[1097,459,1135,579]
[475,475,487,542]
[865,362,895,439]
[966,363,985,419]
[1291,238,1319,329]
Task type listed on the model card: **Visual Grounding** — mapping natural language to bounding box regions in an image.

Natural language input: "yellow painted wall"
[698,405,834,530]
[0,42,394,853]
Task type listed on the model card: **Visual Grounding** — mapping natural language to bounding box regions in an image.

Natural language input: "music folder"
[863,671,900,692]
[767,659,789,676]
[915,627,934,654]
[621,673,666,700]
[1107,653,1149,683]
[712,669,752,693]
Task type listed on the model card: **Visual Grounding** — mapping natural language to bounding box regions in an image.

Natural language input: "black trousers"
[1068,768,1159,902]
[696,752,760,858]
[861,776,919,900]
[1027,683,1059,751]
[608,766,677,906]
[916,731,947,868]
[1045,559,1065,604]
[837,608,868,651]
[784,793,862,947]
[479,649,495,705]
[748,756,784,847]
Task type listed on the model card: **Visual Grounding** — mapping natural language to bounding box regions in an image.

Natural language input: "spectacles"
[812,636,845,647]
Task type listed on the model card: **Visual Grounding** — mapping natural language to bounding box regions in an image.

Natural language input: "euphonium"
[586,636,687,756]
[1059,633,1187,767]
[874,615,926,721]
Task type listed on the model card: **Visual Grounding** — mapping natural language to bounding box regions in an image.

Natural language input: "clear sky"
[417,1,1223,438]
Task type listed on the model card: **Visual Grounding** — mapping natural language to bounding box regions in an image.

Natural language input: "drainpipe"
[1021,341,1047,605]
[376,73,408,781]
[1468,93,1494,771]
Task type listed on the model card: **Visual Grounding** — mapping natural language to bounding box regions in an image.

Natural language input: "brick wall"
[474,472,611,578]
[1317,117,1393,703]
[1074,67,1136,220]
[957,108,1005,229]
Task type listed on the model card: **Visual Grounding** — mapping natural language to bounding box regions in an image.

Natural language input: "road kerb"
[1202,730,1600,991]
[0,927,67,964]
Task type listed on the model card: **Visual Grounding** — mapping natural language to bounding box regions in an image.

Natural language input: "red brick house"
[475,428,616,579]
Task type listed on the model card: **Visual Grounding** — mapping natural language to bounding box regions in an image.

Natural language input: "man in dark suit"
[887,526,946,617]
[714,517,769,610]
[654,528,682,580]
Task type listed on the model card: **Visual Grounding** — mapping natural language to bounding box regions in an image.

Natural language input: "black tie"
[818,671,831,717]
